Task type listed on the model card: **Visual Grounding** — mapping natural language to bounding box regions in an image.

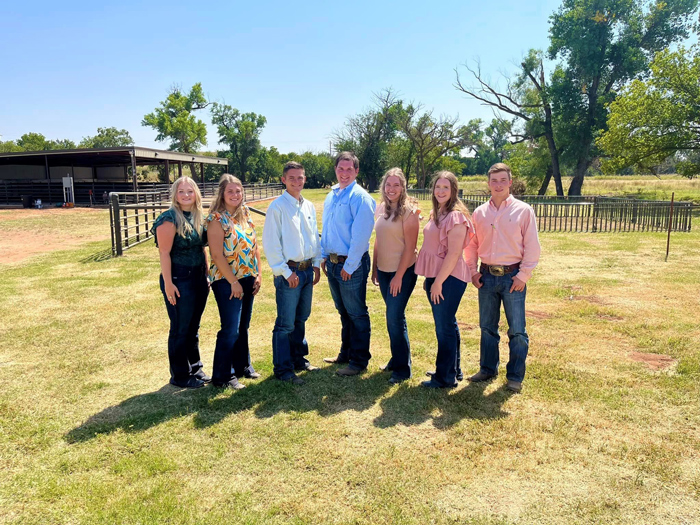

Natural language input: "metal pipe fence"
[460,194,693,233]
[110,184,284,256]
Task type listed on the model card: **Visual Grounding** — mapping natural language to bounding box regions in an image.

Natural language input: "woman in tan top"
[371,168,420,384]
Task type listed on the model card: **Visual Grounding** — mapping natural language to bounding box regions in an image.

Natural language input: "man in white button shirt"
[262,161,323,385]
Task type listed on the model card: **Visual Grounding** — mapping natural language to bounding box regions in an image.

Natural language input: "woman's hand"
[229,280,243,300]
[430,279,444,305]
[252,274,262,296]
[165,281,180,306]
[371,267,379,287]
[389,275,402,297]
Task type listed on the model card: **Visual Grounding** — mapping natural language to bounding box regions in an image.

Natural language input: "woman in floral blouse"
[206,174,263,390]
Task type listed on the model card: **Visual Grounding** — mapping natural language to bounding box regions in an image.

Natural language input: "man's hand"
[287,271,300,289]
[321,260,328,276]
[341,267,352,281]
[312,267,321,285]
[471,272,483,289]
[509,276,525,293]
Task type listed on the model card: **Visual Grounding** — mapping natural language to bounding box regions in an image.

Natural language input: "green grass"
[1,186,699,524]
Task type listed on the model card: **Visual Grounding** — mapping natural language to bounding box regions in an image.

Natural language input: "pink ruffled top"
[415,210,473,283]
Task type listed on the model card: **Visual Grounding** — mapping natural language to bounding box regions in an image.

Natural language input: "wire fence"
[460,194,693,233]
[110,184,284,256]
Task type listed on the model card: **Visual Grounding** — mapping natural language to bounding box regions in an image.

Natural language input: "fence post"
[110,193,123,256]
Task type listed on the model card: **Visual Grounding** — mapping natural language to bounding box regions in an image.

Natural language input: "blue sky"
[1,0,564,153]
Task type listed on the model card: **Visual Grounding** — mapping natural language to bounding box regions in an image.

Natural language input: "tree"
[0,140,24,153]
[598,46,700,178]
[455,51,565,195]
[16,132,76,151]
[211,103,267,183]
[142,83,208,153]
[333,89,403,191]
[400,105,479,188]
[79,127,134,148]
[548,0,698,194]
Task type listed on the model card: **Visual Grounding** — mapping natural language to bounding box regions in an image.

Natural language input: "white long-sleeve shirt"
[262,191,322,279]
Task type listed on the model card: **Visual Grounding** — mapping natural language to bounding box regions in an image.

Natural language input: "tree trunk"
[568,157,590,196]
[538,165,553,195]
[542,103,564,196]
[189,163,198,181]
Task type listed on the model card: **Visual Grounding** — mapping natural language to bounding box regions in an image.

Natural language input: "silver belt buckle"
[489,265,505,277]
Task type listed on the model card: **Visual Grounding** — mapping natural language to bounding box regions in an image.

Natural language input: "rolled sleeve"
[343,192,376,274]
[515,207,540,283]
[262,205,292,279]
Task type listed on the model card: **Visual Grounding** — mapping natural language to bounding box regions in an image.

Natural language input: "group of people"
[152,152,540,393]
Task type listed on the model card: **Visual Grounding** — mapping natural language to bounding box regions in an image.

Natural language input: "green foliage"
[211,103,267,183]
[333,89,404,191]
[547,0,698,194]
[598,46,700,178]
[142,83,208,153]
[79,127,134,149]
[16,132,76,151]
[505,139,553,193]
[0,140,23,153]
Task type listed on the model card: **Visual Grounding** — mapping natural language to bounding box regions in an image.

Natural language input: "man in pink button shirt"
[465,163,541,392]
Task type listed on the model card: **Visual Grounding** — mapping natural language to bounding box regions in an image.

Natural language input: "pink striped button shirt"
[464,195,541,283]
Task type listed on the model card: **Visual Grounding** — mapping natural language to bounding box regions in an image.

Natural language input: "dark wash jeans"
[477,269,528,382]
[211,275,257,384]
[326,251,371,370]
[424,275,467,387]
[377,264,417,380]
[159,263,209,382]
[272,266,314,379]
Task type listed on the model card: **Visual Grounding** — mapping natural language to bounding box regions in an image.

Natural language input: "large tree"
[211,103,267,183]
[16,132,76,151]
[333,89,403,191]
[400,105,479,188]
[142,84,208,152]
[548,0,698,195]
[79,127,134,149]
[598,46,700,178]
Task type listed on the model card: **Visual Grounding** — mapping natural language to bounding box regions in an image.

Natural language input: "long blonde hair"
[430,171,470,225]
[170,176,204,238]
[380,167,417,222]
[209,174,247,224]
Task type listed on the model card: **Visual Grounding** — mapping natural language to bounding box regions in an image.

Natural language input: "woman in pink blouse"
[415,171,473,388]
[371,168,420,384]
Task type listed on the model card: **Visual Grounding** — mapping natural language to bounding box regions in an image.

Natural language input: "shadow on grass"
[65,366,392,442]
[80,248,113,263]
[65,367,511,443]
[373,380,512,430]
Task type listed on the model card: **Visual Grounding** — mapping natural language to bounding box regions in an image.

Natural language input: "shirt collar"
[332,180,356,194]
[489,194,514,211]
[282,190,303,207]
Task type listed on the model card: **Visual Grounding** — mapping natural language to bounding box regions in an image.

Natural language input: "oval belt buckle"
[490,265,505,277]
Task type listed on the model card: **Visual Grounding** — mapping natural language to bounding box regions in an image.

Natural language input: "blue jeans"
[272,267,314,379]
[377,265,417,380]
[424,275,467,387]
[477,270,528,382]
[160,263,209,382]
[326,252,371,370]
[211,276,257,384]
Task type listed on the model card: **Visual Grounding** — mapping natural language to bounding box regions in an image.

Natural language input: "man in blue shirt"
[263,161,323,385]
[321,151,376,375]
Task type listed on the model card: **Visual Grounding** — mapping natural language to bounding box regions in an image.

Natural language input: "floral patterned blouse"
[205,206,259,282]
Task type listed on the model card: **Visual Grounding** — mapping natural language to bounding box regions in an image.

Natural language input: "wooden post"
[178,162,183,178]
[44,154,53,204]
[111,193,123,256]
[165,159,170,188]
[665,192,675,262]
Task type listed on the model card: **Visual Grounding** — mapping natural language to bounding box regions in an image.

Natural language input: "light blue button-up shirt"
[262,191,322,279]
[321,181,376,274]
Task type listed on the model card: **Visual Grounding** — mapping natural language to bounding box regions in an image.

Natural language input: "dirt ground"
[0,208,109,264]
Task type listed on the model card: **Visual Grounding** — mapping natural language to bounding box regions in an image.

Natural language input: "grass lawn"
[1,188,699,524]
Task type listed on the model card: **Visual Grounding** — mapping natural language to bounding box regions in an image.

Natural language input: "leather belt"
[287,259,313,271]
[328,253,347,264]
[480,262,520,276]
